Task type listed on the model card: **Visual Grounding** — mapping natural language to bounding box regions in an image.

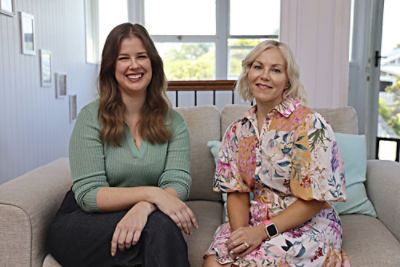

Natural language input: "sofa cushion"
[43,254,61,267]
[341,214,400,266]
[176,106,222,201]
[185,200,223,267]
[221,104,249,134]
[314,106,359,134]
[221,105,359,135]
[0,158,71,267]
[332,133,376,217]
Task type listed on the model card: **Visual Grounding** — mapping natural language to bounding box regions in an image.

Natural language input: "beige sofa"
[1,104,400,267]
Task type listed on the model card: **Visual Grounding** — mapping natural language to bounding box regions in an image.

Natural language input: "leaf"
[295,143,307,150]
[295,245,306,257]
[319,118,326,129]
[282,147,291,154]
[274,170,284,178]
[283,132,289,142]
[278,161,290,167]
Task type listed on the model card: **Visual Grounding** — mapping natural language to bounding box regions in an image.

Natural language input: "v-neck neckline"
[124,126,146,158]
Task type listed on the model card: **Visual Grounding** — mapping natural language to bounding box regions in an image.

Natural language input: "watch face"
[267,224,278,236]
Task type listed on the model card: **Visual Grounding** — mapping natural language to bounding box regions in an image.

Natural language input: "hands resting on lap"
[111,188,198,256]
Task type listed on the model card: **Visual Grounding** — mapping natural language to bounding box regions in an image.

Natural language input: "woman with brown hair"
[47,23,197,267]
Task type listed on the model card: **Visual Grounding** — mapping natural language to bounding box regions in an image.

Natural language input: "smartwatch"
[262,220,279,239]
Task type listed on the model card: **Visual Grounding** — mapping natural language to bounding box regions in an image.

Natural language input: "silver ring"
[242,241,249,249]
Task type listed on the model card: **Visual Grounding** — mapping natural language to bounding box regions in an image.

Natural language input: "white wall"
[280,0,351,108]
[0,0,98,184]
[0,0,353,184]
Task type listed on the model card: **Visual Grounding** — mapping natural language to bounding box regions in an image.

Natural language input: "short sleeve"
[213,121,253,193]
[290,112,347,202]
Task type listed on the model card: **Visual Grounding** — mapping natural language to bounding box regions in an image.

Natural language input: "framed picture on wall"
[19,12,35,55]
[69,94,77,122]
[40,50,52,87]
[55,72,67,98]
[0,0,15,16]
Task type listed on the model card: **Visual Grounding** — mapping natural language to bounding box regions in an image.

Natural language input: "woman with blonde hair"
[203,40,350,266]
[47,23,197,267]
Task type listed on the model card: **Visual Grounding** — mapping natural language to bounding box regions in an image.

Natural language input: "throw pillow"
[208,133,377,220]
[208,140,254,222]
[207,141,229,222]
[332,133,377,217]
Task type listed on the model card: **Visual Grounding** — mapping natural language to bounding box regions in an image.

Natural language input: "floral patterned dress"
[205,98,350,266]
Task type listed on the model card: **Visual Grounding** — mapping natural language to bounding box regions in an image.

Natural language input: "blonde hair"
[236,40,306,103]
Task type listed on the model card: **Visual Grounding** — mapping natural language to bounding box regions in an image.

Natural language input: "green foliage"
[162,38,275,80]
[378,93,400,136]
[379,98,393,121]
[385,77,400,93]
[164,44,215,80]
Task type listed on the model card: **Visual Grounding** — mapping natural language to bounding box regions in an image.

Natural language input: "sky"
[381,0,400,55]
[97,0,397,58]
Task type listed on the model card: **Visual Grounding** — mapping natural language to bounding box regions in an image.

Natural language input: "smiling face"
[114,36,152,98]
[248,47,289,111]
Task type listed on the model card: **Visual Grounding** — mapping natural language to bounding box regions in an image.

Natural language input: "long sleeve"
[69,102,109,212]
[158,111,192,200]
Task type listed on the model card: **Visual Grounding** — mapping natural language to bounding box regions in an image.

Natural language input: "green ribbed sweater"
[69,100,191,212]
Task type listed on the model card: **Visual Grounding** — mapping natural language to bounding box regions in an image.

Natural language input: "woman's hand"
[225,224,267,259]
[110,201,155,256]
[152,188,198,235]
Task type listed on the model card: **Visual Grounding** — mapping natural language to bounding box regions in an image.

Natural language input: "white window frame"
[86,0,279,79]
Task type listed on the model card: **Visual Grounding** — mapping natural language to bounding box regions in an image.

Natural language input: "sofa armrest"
[366,159,400,241]
[0,158,71,267]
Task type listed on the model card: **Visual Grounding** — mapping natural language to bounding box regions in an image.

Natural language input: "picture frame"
[0,0,15,16]
[40,49,52,87]
[69,94,77,122]
[55,72,67,98]
[19,12,35,55]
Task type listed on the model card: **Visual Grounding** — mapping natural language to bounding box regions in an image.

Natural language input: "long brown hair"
[98,23,171,146]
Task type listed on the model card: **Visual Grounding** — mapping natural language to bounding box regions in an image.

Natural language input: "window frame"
[86,0,280,79]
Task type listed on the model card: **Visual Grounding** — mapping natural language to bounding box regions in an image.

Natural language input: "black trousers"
[47,190,190,267]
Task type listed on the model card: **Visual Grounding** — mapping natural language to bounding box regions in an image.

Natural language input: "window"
[86,0,280,80]
[85,0,128,63]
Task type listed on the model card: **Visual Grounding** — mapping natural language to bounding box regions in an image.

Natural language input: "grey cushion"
[177,106,221,201]
[314,106,359,134]
[341,214,400,266]
[367,160,400,241]
[221,104,249,135]
[185,200,223,267]
[0,158,71,267]
[221,105,359,135]
[43,254,61,267]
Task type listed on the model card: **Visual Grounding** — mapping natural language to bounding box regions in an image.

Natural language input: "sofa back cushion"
[313,106,359,134]
[221,104,359,134]
[176,106,222,201]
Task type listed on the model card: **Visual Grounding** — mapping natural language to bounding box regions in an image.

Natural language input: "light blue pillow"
[332,133,377,217]
[207,140,221,165]
[208,140,255,222]
[208,141,229,222]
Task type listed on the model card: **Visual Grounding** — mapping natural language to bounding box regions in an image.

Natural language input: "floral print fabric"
[205,98,350,266]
